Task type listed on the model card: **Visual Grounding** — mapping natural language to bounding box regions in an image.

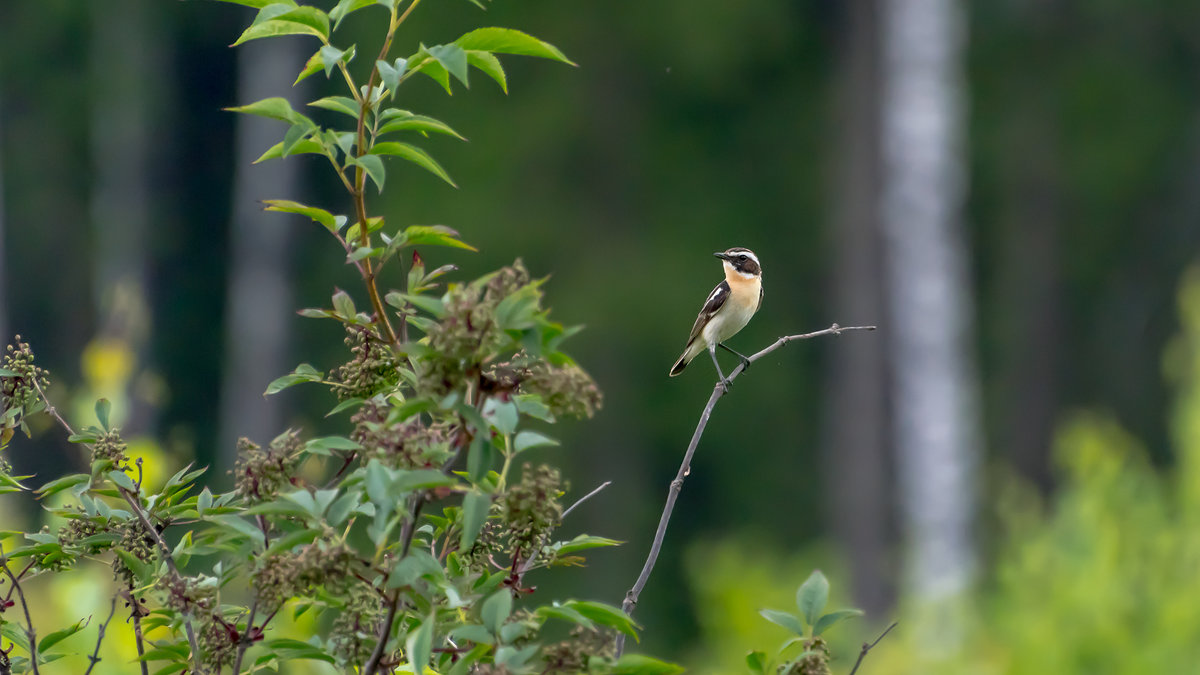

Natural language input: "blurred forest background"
[4,0,1200,672]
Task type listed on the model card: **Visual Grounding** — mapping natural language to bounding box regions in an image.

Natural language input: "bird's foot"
[718,377,734,394]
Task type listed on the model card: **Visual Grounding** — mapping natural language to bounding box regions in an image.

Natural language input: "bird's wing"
[757,283,764,312]
[685,280,730,346]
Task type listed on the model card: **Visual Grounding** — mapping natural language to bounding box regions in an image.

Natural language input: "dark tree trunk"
[822,0,895,616]
[217,38,304,468]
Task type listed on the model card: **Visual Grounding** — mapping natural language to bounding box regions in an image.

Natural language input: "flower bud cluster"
[784,637,830,675]
[1,336,49,411]
[350,399,451,469]
[542,626,615,672]
[502,463,565,555]
[250,538,356,612]
[234,430,302,504]
[330,583,385,666]
[92,429,129,465]
[419,262,531,396]
[335,326,400,400]
[198,615,238,670]
[157,572,219,616]
[519,362,602,420]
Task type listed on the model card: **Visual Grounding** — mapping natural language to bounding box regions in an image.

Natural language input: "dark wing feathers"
[685,281,730,346]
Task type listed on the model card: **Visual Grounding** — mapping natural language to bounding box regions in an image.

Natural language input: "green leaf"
[401,224,476,251]
[563,600,637,638]
[329,0,376,27]
[309,95,359,118]
[332,289,356,318]
[36,473,89,499]
[378,110,465,140]
[455,28,575,65]
[494,283,542,330]
[460,491,490,550]
[481,591,512,634]
[428,43,470,86]
[350,154,387,192]
[813,608,864,636]
[115,549,154,585]
[264,363,324,395]
[225,97,308,124]
[295,47,325,85]
[305,436,361,456]
[108,470,136,491]
[319,45,347,77]
[254,138,325,163]
[408,51,453,95]
[369,142,455,187]
[388,549,443,587]
[407,616,433,673]
[266,527,321,555]
[467,437,494,483]
[95,398,111,431]
[263,199,339,232]
[482,398,518,435]
[265,638,337,664]
[759,609,805,636]
[746,650,768,675]
[514,430,557,453]
[611,654,685,675]
[796,570,830,627]
[38,619,86,654]
[376,58,407,96]
[232,7,330,46]
[554,534,621,555]
[466,50,506,93]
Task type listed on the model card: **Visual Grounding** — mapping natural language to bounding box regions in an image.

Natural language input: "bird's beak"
[713,252,727,260]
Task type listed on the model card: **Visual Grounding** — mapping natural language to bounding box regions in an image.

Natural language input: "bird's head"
[714,247,761,279]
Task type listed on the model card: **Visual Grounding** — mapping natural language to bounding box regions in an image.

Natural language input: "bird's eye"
[738,255,747,261]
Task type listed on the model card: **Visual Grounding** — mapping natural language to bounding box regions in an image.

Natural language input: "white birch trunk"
[217,38,303,465]
[879,0,980,604]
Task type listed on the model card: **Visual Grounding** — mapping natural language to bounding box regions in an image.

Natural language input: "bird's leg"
[709,343,732,394]
[718,342,751,371]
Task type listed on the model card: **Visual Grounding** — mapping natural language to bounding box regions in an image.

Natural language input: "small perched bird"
[669,247,763,391]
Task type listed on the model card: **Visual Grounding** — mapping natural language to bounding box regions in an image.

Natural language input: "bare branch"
[127,584,150,675]
[615,324,876,656]
[0,546,39,675]
[562,480,612,520]
[847,622,898,675]
[83,595,119,675]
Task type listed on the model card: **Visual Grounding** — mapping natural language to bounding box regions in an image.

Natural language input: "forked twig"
[615,324,876,656]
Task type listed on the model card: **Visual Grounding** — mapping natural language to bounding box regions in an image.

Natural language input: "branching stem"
[0,547,38,675]
[847,622,898,675]
[614,324,876,656]
[83,595,119,675]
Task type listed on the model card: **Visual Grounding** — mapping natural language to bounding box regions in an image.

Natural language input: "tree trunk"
[217,38,303,468]
[879,0,981,607]
[822,0,894,616]
[88,0,162,434]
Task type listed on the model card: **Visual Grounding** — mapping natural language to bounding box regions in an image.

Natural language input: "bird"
[669,247,763,391]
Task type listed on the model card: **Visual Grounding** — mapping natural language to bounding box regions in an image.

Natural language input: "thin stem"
[0,547,38,675]
[614,324,876,656]
[562,480,612,520]
[847,622,898,675]
[83,595,119,675]
[128,584,150,675]
[230,601,258,675]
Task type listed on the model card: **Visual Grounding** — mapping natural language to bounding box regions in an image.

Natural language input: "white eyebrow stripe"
[724,249,759,266]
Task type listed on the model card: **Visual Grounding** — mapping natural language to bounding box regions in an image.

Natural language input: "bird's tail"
[669,340,701,377]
